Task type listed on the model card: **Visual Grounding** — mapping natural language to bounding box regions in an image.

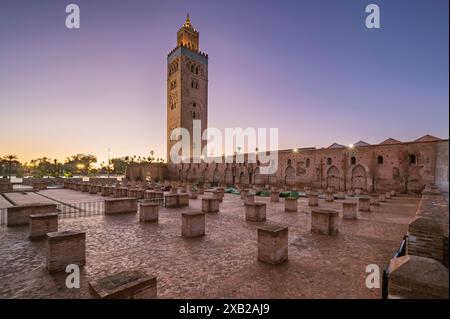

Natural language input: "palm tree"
[3,155,18,182]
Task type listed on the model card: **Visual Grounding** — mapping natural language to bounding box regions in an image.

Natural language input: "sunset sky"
[0,0,448,164]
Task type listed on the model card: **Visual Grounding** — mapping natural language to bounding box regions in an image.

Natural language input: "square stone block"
[89,270,157,299]
[189,190,198,199]
[181,211,205,238]
[139,203,159,222]
[212,190,223,202]
[325,192,334,202]
[336,191,346,200]
[105,198,138,215]
[7,203,58,227]
[244,194,255,205]
[370,194,380,205]
[29,213,58,240]
[308,193,319,207]
[46,231,86,273]
[379,193,386,202]
[165,194,178,208]
[311,209,339,236]
[358,196,371,212]
[342,201,358,220]
[178,193,189,207]
[245,202,266,222]
[257,224,288,265]
[202,197,219,213]
[285,197,298,212]
[270,191,279,202]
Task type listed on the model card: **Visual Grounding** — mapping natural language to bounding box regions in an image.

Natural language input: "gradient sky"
[0,0,448,164]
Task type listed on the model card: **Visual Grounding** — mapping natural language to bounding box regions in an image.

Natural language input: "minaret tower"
[167,14,208,163]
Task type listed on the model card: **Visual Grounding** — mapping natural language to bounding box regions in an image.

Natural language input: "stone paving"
[0,189,420,298]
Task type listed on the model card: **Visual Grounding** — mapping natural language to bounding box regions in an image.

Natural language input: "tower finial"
[184,13,191,28]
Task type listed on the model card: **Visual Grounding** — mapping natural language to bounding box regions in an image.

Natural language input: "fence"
[382,235,408,299]
[0,197,166,227]
[0,208,6,226]
[57,201,105,219]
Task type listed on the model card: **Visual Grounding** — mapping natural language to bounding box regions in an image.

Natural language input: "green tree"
[2,155,19,182]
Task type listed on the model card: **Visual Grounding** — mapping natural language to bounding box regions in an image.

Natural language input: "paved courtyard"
[0,189,420,298]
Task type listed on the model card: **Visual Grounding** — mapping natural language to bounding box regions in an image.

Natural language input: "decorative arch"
[224,167,233,186]
[285,165,295,186]
[352,165,368,190]
[326,166,340,190]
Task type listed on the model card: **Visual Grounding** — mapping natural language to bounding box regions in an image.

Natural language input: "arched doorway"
[285,165,295,186]
[327,166,340,190]
[224,167,233,186]
[352,165,367,190]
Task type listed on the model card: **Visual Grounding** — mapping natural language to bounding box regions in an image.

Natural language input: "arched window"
[409,154,417,165]
[351,156,356,165]
[192,112,196,119]
[327,157,332,165]
[195,67,199,74]
[306,158,310,168]
[377,155,384,165]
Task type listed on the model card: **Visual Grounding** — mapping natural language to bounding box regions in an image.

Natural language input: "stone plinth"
[245,202,266,222]
[342,201,358,220]
[257,224,288,264]
[379,193,386,202]
[202,197,219,213]
[212,190,224,202]
[170,187,178,194]
[308,193,319,207]
[370,194,380,205]
[189,190,198,199]
[105,198,137,215]
[336,191,346,200]
[244,194,255,205]
[178,186,187,193]
[311,209,339,236]
[178,193,189,207]
[81,184,89,192]
[139,203,159,222]
[89,270,157,299]
[89,184,98,194]
[181,211,205,238]
[270,191,279,202]
[46,231,86,273]
[358,196,371,212]
[165,194,178,208]
[7,203,58,227]
[29,213,58,240]
[388,255,448,299]
[325,192,334,202]
[285,197,298,212]
[197,186,204,195]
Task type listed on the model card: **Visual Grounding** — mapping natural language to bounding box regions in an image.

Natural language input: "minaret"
[167,14,208,163]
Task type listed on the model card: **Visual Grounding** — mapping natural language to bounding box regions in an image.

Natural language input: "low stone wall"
[7,203,58,226]
[105,198,137,215]
[387,185,449,298]
[407,187,449,265]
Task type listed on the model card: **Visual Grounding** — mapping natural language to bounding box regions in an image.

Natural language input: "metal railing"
[0,208,6,226]
[382,235,408,299]
[57,201,105,219]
